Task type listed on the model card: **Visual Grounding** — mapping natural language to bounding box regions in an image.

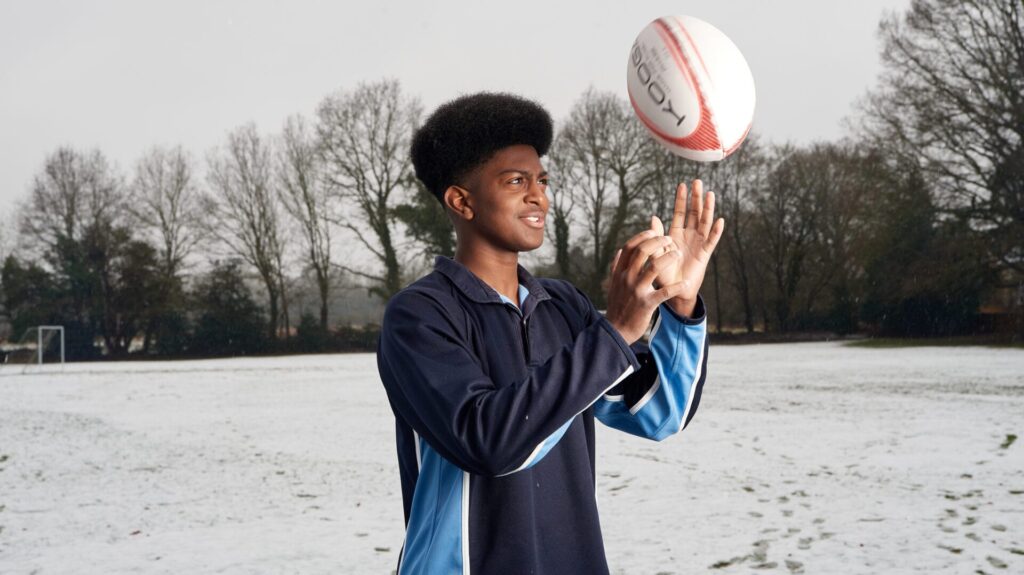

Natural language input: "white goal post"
[1,325,65,371]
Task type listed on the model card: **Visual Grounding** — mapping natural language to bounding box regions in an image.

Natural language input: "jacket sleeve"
[593,293,709,441]
[376,289,642,478]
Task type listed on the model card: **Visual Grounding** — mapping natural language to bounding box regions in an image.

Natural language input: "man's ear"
[444,185,474,221]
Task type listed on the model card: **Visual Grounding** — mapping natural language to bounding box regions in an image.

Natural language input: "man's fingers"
[687,179,703,231]
[651,214,665,236]
[624,228,657,251]
[653,278,691,303]
[639,248,680,286]
[618,229,657,270]
[704,217,725,254]
[671,182,686,231]
[627,235,674,278]
[610,248,622,275]
[699,190,715,238]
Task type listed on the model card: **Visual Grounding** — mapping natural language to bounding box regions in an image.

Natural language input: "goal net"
[1,325,65,373]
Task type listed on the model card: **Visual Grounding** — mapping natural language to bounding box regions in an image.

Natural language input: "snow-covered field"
[1,342,1022,574]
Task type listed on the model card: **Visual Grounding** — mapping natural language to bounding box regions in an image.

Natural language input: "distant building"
[978,267,1024,335]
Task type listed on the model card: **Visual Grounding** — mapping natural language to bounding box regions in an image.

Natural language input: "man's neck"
[453,241,520,303]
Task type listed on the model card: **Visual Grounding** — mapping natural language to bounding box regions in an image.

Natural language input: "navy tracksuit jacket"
[376,255,709,574]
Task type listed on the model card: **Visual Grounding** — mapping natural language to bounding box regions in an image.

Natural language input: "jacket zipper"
[521,315,531,364]
[506,304,531,364]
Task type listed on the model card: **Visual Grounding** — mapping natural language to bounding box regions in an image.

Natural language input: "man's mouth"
[520,214,545,229]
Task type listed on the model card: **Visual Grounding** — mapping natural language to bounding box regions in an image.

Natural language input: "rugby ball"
[627,15,755,161]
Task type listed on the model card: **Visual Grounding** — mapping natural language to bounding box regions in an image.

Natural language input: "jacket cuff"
[660,293,708,326]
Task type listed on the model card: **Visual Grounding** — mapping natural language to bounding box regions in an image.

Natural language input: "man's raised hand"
[649,179,724,317]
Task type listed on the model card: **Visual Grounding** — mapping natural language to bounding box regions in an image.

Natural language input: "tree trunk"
[554,215,571,279]
[263,276,279,341]
[741,272,754,334]
[278,272,290,339]
[317,266,330,331]
[383,230,402,298]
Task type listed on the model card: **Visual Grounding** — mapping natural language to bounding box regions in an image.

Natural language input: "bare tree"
[13,147,128,346]
[205,124,290,341]
[552,88,659,306]
[746,142,884,334]
[545,135,578,281]
[278,114,335,331]
[635,144,701,227]
[316,78,422,301]
[129,145,205,352]
[795,143,885,333]
[750,144,823,332]
[684,135,768,333]
[130,146,204,278]
[17,147,125,258]
[859,0,1024,274]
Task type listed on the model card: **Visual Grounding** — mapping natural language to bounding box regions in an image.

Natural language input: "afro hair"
[410,92,553,205]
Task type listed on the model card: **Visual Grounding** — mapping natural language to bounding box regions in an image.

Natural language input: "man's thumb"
[651,215,665,236]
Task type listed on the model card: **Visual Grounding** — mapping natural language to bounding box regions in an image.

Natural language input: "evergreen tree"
[190,260,268,356]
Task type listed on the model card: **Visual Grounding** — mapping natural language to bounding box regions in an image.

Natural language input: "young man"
[376,92,723,574]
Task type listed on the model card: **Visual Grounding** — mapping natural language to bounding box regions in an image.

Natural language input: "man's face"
[460,144,550,253]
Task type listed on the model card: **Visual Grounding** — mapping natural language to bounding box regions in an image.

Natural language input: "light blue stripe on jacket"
[594,302,707,440]
[399,437,467,574]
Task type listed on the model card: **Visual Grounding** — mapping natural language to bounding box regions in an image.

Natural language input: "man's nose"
[526,179,547,206]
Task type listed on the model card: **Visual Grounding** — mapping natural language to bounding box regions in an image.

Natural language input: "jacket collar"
[434,255,551,312]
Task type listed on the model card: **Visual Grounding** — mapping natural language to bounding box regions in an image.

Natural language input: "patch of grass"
[986,555,1008,569]
[1000,434,1017,449]
[844,335,1024,349]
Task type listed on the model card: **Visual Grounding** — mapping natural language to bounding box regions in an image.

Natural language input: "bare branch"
[316,78,422,300]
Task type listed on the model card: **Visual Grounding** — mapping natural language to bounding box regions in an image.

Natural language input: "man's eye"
[509,177,523,185]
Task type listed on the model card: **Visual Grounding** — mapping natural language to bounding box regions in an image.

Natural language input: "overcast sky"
[0,0,910,229]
